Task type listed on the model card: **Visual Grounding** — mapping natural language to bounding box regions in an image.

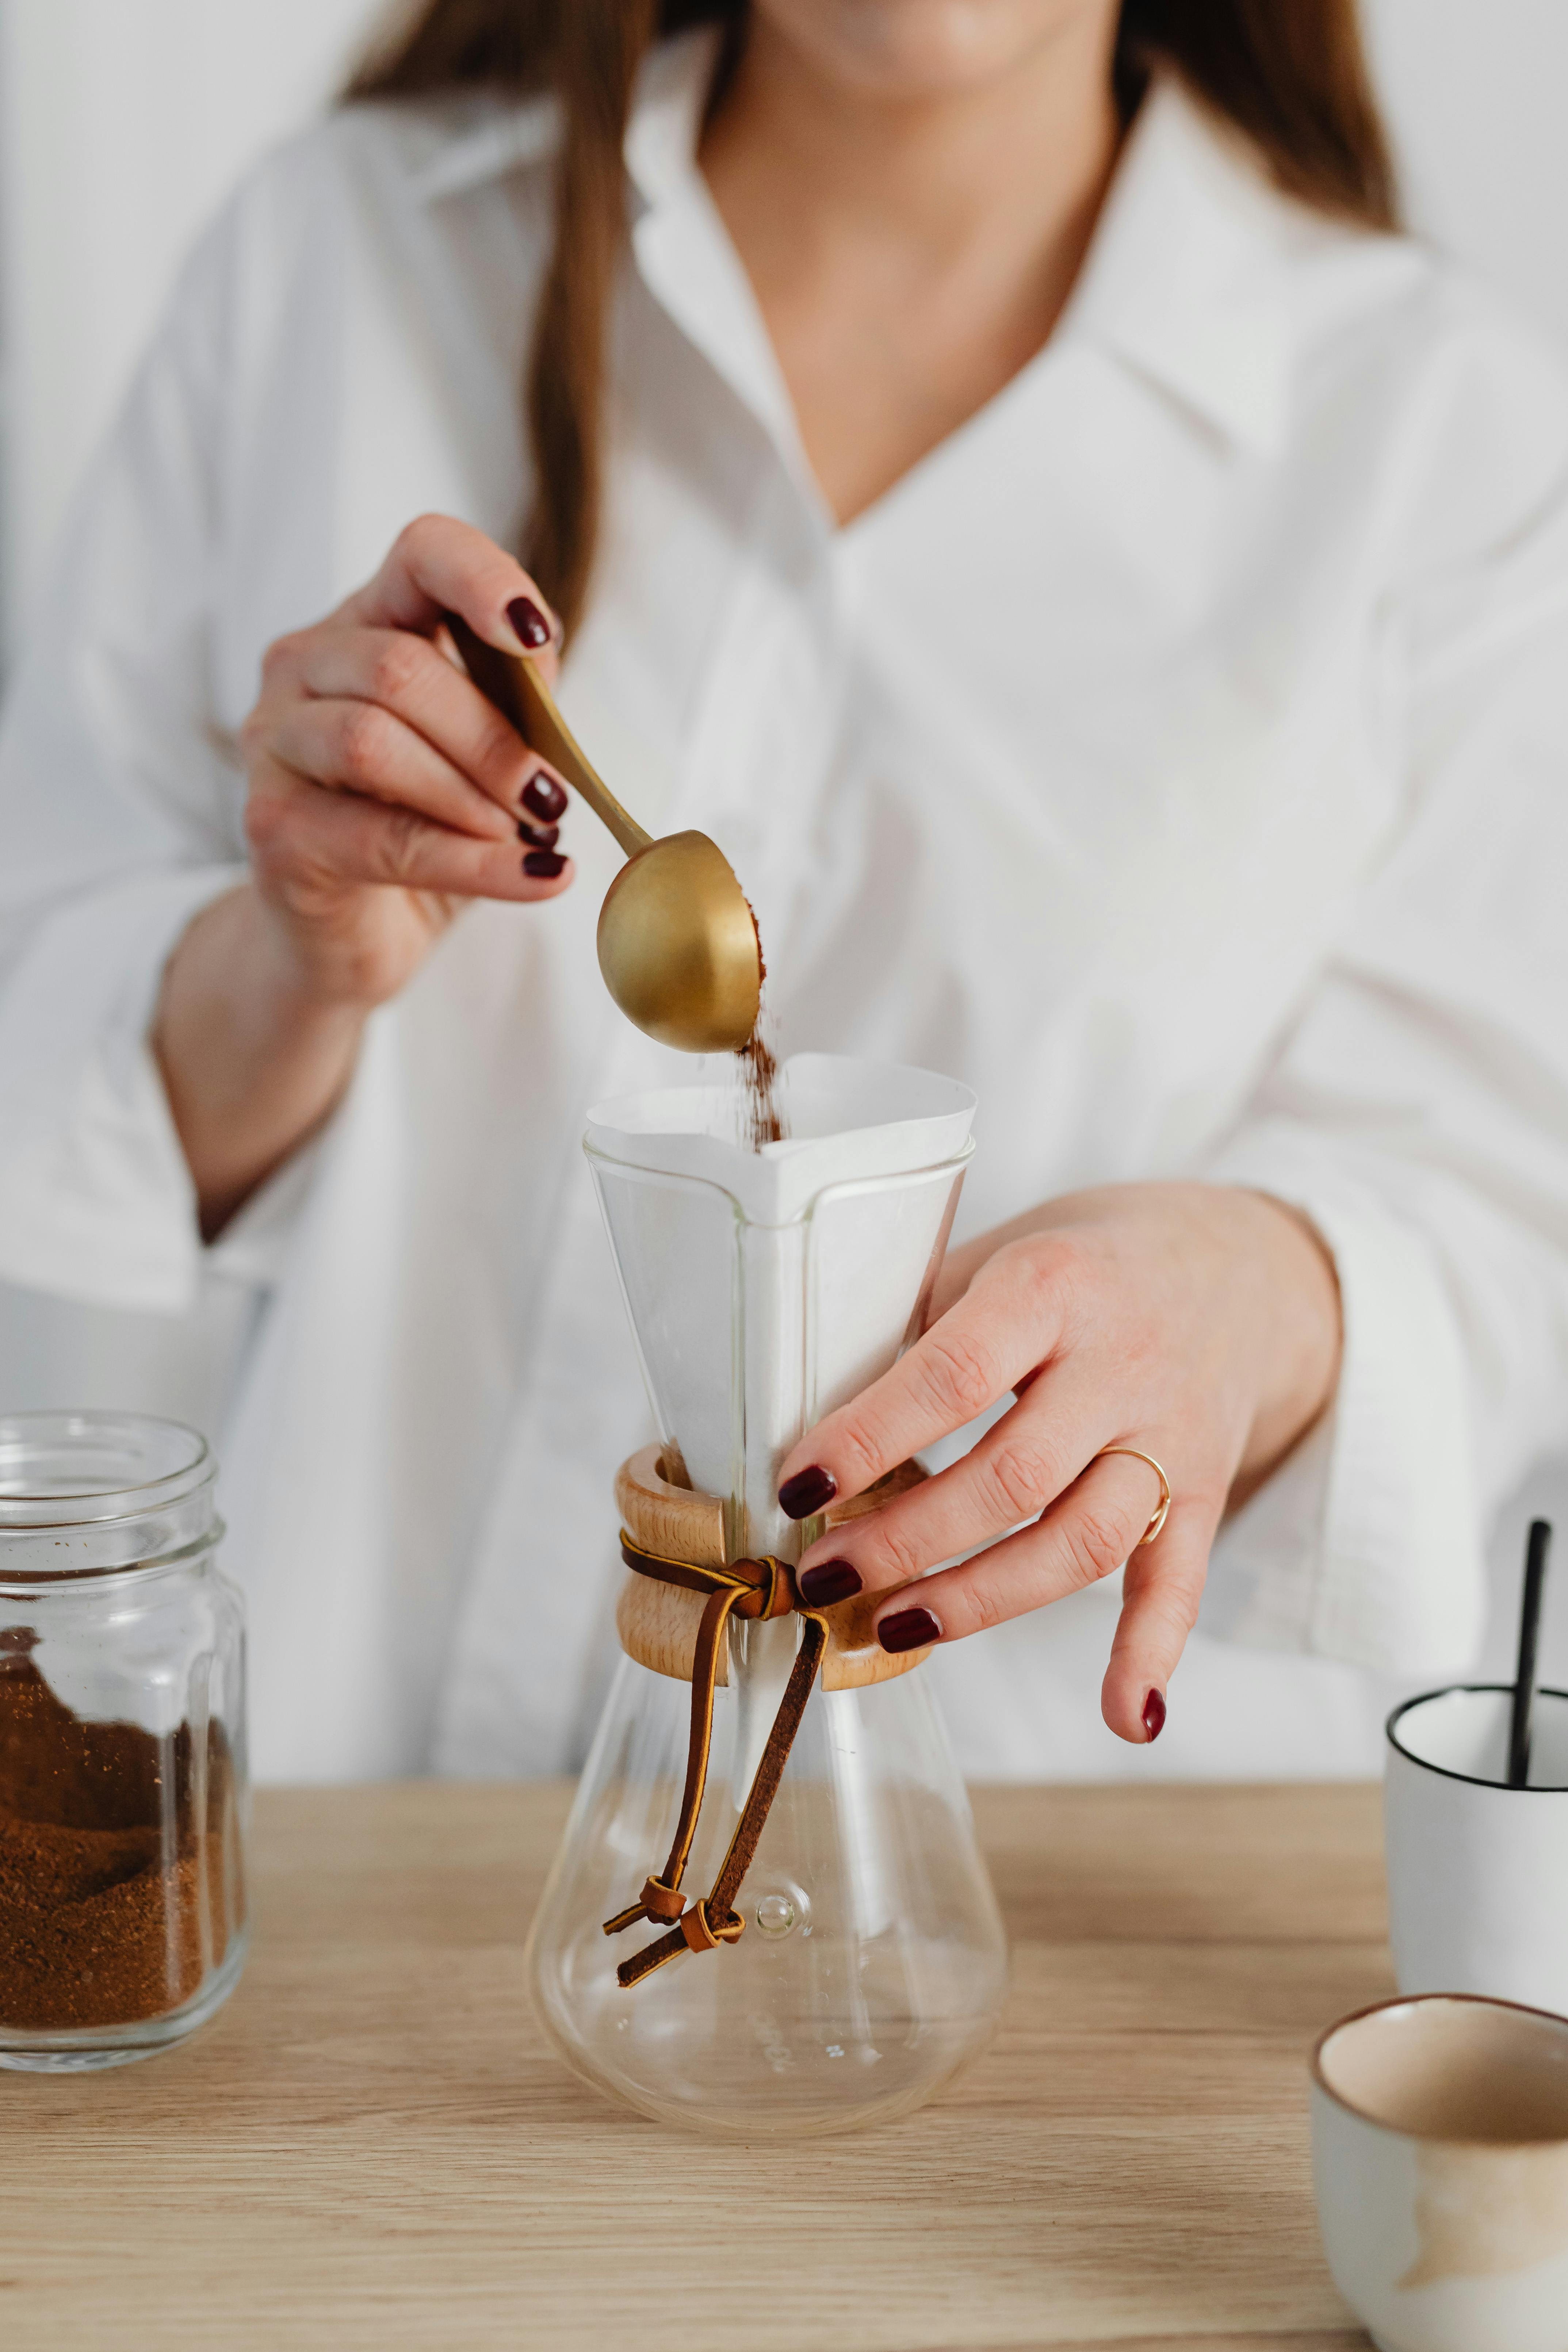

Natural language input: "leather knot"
[723,1554,792,1622]
[679,1900,745,1955]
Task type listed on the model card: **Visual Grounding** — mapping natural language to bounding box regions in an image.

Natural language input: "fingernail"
[1142,1689,1166,1742]
[799,1560,862,1608]
[523,850,566,879]
[507,595,552,651]
[877,1605,941,1655]
[522,773,568,823]
[517,816,559,850]
[778,1466,837,1520]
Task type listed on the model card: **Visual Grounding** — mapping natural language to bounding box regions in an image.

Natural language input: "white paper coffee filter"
[586,1055,975,1561]
[588,1053,974,1221]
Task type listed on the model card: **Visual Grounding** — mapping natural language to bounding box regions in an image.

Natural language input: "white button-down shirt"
[3,34,1567,1782]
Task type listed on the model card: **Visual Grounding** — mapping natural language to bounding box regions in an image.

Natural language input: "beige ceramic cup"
[1311,1993,1568,2352]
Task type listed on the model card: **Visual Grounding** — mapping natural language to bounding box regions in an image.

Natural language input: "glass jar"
[0,1411,248,2070]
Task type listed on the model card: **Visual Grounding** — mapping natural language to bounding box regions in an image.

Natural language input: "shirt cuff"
[1199,1147,1485,1676]
[0,864,242,1312]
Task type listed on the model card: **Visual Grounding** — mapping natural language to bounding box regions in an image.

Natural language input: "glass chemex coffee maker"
[527,1055,1008,2137]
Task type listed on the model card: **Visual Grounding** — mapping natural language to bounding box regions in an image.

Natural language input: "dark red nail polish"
[523,850,566,879]
[522,773,568,823]
[508,596,551,651]
[799,1560,862,1609]
[517,816,559,850]
[1142,1688,1166,1742]
[778,1466,837,1521]
[877,1606,941,1655]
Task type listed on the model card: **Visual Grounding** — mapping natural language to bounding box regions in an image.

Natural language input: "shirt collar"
[405,25,719,209]
[1058,76,1309,456]
[408,31,804,468]
[411,38,1317,461]
[406,91,561,203]
[623,32,809,470]
[623,26,724,212]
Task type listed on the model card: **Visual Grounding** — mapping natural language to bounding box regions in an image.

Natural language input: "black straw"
[1508,1519,1553,1789]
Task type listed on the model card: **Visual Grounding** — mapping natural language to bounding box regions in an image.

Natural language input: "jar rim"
[0,1410,214,1530]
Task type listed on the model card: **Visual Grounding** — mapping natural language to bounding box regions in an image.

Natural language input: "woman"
[2,1,1565,1780]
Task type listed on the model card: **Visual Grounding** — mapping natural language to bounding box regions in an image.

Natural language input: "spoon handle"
[445,615,651,860]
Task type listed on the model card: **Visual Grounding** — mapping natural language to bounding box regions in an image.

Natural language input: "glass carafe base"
[528,1662,1009,2138]
[535,1946,1000,2139]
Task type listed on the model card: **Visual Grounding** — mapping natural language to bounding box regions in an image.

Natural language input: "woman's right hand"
[240,512,575,1009]
[156,516,575,1235]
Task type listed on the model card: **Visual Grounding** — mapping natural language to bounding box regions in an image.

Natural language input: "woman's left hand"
[776,1183,1342,1744]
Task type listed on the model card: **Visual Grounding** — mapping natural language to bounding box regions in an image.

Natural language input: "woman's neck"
[701,12,1124,524]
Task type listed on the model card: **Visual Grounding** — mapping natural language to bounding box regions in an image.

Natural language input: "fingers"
[776,1241,1071,1519]
[272,625,562,826]
[866,1448,1168,1653]
[863,1452,1213,1750]
[244,761,575,904]
[796,1370,1106,1599]
[337,514,562,682]
[266,694,517,842]
[247,517,569,878]
[1099,1500,1215,1745]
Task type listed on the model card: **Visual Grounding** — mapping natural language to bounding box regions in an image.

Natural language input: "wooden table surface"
[0,1781,1391,2352]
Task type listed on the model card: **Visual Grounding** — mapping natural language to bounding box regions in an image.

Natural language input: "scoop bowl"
[448,615,761,1055]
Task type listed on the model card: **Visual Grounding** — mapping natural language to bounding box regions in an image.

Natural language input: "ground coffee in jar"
[0,1640,236,2031]
[0,1410,248,2068]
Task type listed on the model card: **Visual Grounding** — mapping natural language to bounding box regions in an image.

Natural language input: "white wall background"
[0,0,386,1425]
[1365,0,1568,349]
[1,0,1566,1672]
[0,0,386,645]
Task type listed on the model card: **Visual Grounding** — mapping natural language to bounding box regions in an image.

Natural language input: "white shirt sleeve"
[0,205,253,1314]
[1203,458,1568,1676]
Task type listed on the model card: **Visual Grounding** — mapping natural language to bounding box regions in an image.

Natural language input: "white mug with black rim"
[1385,1683,1568,2015]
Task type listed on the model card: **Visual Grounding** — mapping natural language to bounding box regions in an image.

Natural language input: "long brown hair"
[348,2,1398,636]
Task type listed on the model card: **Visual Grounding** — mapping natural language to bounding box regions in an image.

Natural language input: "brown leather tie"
[602,1537,829,1989]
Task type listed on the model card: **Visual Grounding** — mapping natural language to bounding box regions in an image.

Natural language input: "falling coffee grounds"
[737,901,788,1151]
[0,1643,240,2034]
[737,1025,786,1150]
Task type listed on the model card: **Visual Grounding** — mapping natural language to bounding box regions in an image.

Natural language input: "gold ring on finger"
[1097,1447,1171,1546]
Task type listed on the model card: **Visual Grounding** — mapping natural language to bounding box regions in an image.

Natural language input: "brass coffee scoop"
[448,616,761,1054]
